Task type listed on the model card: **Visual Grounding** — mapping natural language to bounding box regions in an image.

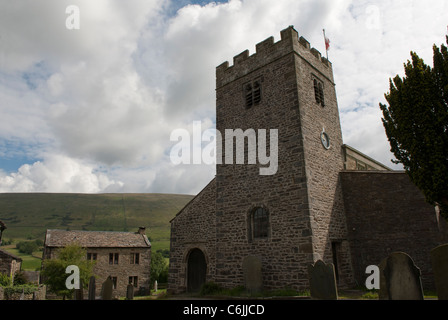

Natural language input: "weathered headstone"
[74,288,83,300]
[101,276,114,300]
[383,252,423,300]
[74,280,84,300]
[242,256,263,294]
[308,260,338,300]
[378,257,388,300]
[154,280,158,292]
[126,284,134,300]
[431,244,448,300]
[73,287,84,300]
[88,276,96,300]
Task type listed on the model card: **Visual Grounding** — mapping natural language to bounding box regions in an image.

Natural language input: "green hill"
[0,193,194,253]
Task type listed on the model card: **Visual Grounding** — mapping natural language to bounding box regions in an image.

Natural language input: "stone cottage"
[168,26,448,294]
[43,227,151,298]
[0,249,22,283]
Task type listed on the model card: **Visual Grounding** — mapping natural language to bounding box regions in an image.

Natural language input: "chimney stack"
[137,227,146,235]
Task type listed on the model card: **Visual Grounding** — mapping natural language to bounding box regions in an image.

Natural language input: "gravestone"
[378,258,388,300]
[308,260,338,300]
[74,288,83,300]
[154,280,158,292]
[430,244,448,300]
[101,276,114,300]
[73,282,84,300]
[88,276,96,300]
[383,252,423,300]
[74,280,84,300]
[126,284,134,300]
[242,256,263,294]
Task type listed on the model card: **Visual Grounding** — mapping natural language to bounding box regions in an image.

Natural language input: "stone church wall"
[291,33,354,288]
[340,171,448,290]
[168,179,217,294]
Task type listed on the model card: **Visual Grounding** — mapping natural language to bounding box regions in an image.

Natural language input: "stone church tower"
[168,26,447,294]
[169,26,354,292]
[214,26,353,289]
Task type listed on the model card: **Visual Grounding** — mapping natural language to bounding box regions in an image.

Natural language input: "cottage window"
[112,277,117,289]
[130,253,140,264]
[87,253,97,261]
[129,276,138,288]
[109,253,119,265]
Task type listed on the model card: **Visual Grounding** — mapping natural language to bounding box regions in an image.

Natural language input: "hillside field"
[0,193,194,256]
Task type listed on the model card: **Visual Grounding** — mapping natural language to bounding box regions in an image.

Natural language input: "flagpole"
[323,29,329,60]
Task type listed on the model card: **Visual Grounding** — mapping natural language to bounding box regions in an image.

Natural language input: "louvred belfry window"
[253,81,261,104]
[245,83,253,108]
[314,78,325,107]
[244,80,262,108]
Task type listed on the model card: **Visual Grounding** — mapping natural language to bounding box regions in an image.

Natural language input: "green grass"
[1,245,43,271]
[0,192,194,270]
[197,282,311,298]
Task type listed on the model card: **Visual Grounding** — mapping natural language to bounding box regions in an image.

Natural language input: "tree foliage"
[13,271,29,285]
[41,243,95,299]
[16,240,39,255]
[380,36,448,219]
[150,251,168,285]
[0,273,11,287]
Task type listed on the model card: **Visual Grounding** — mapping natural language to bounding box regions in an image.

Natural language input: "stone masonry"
[43,228,151,298]
[214,26,352,290]
[169,179,217,293]
[340,171,448,289]
[0,249,22,283]
[169,26,355,293]
[168,26,448,295]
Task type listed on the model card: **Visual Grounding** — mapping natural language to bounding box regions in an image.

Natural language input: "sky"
[0,0,447,195]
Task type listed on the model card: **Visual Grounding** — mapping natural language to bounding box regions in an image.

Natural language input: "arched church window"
[249,207,269,241]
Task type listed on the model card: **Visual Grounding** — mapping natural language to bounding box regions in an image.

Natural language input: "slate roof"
[0,248,22,261]
[44,229,151,248]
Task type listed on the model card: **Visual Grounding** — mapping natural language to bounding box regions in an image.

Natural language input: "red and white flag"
[323,29,330,51]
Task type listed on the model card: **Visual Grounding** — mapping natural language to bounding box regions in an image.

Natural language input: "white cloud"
[330,0,448,169]
[0,0,446,193]
[0,154,123,193]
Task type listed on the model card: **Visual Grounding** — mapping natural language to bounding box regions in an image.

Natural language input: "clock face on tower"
[321,131,330,150]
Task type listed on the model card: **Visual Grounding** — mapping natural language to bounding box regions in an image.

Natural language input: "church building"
[168,26,448,294]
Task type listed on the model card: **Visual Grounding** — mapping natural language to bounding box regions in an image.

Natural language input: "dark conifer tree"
[380,36,448,220]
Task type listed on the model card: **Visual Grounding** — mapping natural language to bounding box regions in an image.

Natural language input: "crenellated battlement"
[216,26,332,88]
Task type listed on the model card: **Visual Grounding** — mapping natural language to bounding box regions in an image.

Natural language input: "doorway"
[187,248,207,293]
